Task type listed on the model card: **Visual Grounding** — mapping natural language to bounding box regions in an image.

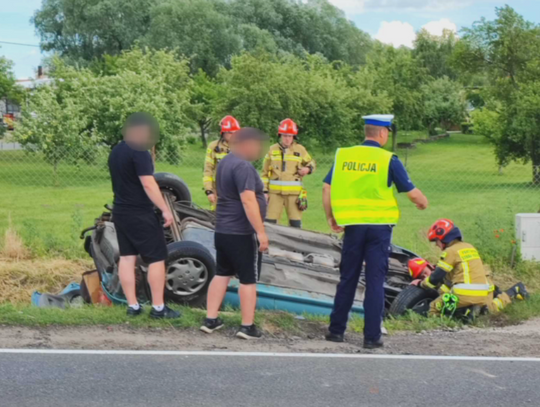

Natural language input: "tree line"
[2,2,539,182]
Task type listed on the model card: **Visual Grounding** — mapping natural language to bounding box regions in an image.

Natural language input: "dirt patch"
[2,318,540,357]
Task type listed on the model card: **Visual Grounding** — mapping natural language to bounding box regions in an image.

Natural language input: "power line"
[0,40,40,48]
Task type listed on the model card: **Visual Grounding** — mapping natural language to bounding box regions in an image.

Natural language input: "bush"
[461,122,474,134]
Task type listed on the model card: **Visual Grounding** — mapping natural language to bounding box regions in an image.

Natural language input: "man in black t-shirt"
[108,112,180,319]
[200,127,269,340]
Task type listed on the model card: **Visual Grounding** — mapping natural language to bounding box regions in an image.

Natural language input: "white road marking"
[0,348,539,362]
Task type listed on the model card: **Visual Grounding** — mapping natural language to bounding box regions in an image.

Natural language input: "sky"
[1,0,539,79]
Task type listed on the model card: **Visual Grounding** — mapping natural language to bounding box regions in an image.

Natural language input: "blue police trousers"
[329,225,392,341]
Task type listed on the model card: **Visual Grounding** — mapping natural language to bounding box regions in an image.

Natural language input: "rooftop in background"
[16,77,54,90]
[15,66,52,89]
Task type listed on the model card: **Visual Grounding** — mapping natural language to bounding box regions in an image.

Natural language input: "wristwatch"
[205,190,214,196]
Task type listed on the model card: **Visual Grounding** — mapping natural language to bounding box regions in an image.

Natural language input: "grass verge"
[2,294,539,337]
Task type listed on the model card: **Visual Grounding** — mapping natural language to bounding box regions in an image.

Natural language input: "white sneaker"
[381,323,388,336]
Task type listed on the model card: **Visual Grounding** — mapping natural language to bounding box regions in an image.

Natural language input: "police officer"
[420,219,529,316]
[203,115,241,208]
[323,114,428,349]
[261,118,315,228]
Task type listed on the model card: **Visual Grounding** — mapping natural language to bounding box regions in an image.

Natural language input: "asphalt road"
[1,350,539,407]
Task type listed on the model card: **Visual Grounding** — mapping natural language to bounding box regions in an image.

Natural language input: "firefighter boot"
[506,283,529,301]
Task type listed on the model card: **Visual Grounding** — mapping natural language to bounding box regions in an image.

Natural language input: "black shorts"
[215,232,262,285]
[113,211,168,265]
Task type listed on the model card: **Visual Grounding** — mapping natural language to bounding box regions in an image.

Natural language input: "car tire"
[164,241,215,307]
[154,172,192,205]
[388,285,439,317]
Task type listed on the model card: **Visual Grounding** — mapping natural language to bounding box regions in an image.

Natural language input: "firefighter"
[323,114,428,349]
[420,219,529,316]
[203,115,241,208]
[261,118,315,228]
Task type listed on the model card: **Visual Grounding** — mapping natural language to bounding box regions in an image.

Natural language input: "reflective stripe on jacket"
[436,241,493,294]
[330,146,399,226]
[203,138,230,193]
[261,142,315,196]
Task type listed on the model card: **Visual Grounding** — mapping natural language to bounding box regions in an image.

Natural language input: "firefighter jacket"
[203,138,230,194]
[428,240,494,297]
[261,142,315,196]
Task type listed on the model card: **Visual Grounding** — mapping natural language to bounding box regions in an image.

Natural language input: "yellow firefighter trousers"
[266,193,302,222]
[429,292,512,316]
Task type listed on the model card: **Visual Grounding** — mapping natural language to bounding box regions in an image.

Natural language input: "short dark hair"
[123,112,159,135]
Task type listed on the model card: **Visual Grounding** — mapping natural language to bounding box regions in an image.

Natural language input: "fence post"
[391,123,398,152]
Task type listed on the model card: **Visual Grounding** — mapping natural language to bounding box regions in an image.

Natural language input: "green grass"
[2,294,539,334]
[0,133,539,270]
[0,302,317,335]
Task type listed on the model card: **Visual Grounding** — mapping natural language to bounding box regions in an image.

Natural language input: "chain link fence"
[0,132,537,261]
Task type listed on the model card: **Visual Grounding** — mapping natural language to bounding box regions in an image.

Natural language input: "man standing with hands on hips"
[323,114,428,348]
[201,127,269,340]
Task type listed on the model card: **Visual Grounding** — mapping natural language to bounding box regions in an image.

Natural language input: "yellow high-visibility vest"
[331,146,399,226]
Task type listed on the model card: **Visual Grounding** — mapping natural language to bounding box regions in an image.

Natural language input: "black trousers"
[329,225,392,341]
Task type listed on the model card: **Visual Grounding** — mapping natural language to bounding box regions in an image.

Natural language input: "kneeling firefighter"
[203,115,241,209]
[261,119,315,228]
[415,219,528,316]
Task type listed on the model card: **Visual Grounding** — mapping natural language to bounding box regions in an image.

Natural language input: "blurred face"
[223,131,234,142]
[125,125,152,150]
[435,240,444,250]
[280,134,294,148]
[243,139,264,161]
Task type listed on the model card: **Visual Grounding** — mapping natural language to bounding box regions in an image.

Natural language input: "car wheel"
[388,285,439,317]
[164,241,215,307]
[154,172,192,205]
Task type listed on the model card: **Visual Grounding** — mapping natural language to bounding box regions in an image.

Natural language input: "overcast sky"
[1,0,539,79]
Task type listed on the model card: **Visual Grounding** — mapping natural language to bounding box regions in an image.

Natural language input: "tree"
[214,52,388,148]
[144,0,242,76]
[32,0,373,74]
[366,43,429,131]
[81,48,192,157]
[413,29,458,79]
[453,6,540,183]
[33,0,158,64]
[15,48,193,174]
[188,70,220,147]
[0,53,23,136]
[227,0,373,66]
[421,77,467,133]
[14,84,95,184]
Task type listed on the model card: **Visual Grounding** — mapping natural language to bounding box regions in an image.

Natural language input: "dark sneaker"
[325,332,344,343]
[150,305,181,319]
[200,318,224,334]
[127,306,143,317]
[363,338,384,349]
[236,325,262,340]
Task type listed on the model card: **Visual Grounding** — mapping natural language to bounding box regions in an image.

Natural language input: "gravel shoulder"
[2,318,540,357]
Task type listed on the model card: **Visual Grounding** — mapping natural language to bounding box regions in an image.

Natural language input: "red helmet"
[408,258,428,279]
[428,219,455,242]
[278,118,298,136]
[220,115,241,134]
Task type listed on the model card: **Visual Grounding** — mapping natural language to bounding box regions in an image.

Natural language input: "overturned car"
[82,173,424,316]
